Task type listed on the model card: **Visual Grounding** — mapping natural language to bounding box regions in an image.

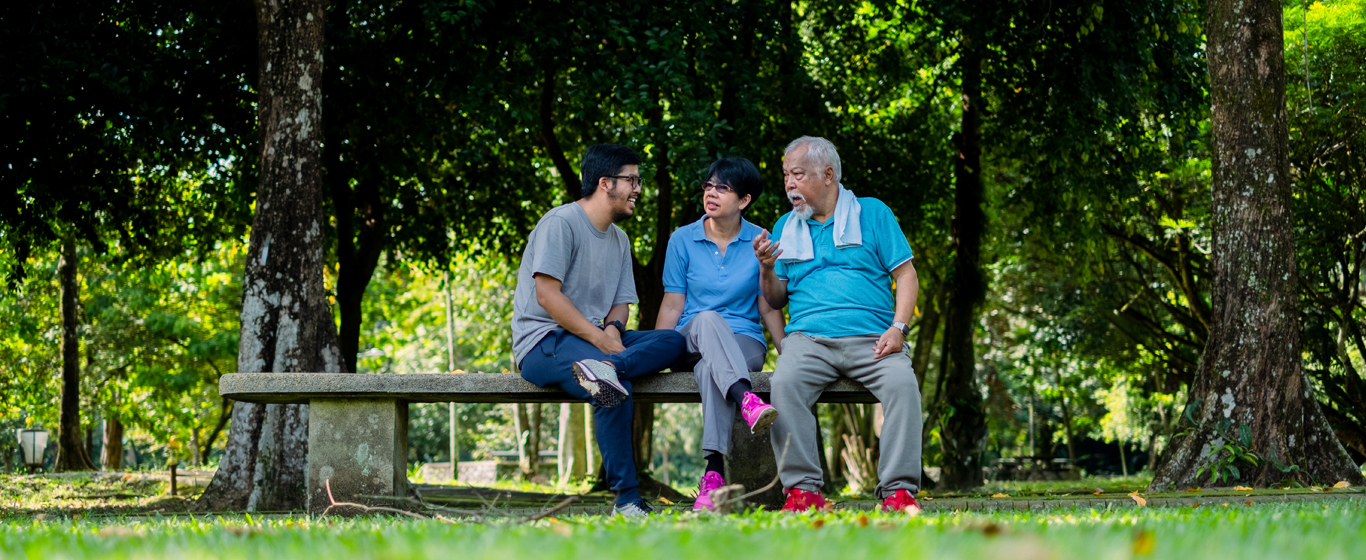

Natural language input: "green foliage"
[0,239,244,468]
[0,1,256,281]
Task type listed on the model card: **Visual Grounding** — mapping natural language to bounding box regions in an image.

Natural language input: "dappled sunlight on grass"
[2,501,1364,559]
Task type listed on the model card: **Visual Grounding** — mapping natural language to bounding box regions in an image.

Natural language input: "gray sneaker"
[614,500,655,517]
[572,359,627,408]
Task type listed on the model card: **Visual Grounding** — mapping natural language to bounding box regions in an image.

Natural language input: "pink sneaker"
[693,471,726,511]
[740,392,779,434]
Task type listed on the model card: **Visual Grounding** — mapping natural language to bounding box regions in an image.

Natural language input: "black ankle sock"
[726,379,753,404]
[704,452,725,475]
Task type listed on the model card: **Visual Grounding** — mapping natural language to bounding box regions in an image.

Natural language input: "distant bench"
[220,372,875,512]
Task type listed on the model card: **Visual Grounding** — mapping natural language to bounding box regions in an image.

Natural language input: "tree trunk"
[1055,370,1077,465]
[1149,0,1366,490]
[101,417,124,471]
[54,233,96,471]
[514,404,540,480]
[623,87,677,483]
[910,287,944,393]
[558,403,586,484]
[198,0,341,512]
[937,37,988,490]
[201,399,232,463]
[632,402,654,473]
[537,67,579,200]
[190,428,202,467]
[330,173,385,374]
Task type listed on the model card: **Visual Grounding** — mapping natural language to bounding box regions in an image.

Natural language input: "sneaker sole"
[747,407,779,434]
[573,362,626,408]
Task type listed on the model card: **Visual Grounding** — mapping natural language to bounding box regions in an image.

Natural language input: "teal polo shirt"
[772,197,913,338]
[662,216,766,345]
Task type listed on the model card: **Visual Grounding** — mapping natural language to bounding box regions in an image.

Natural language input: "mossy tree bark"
[1149,0,1366,491]
[198,0,341,511]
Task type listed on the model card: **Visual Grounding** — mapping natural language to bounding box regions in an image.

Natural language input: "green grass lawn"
[3,501,1365,560]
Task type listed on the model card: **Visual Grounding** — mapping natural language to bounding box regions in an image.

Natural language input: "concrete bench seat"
[219,371,876,512]
[219,371,877,405]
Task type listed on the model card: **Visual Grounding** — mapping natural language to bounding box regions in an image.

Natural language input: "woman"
[656,156,786,511]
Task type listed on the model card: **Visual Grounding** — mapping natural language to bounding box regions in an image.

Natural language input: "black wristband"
[603,320,625,333]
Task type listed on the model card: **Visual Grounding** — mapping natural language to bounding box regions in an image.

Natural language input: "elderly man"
[753,136,923,513]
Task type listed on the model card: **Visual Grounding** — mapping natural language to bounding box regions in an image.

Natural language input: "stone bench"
[220,371,875,512]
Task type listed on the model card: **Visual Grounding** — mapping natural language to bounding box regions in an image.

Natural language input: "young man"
[753,136,924,514]
[512,143,686,517]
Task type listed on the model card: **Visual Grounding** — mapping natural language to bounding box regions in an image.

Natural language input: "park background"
[2,0,1364,507]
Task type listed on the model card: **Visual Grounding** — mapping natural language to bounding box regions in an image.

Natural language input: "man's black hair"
[704,156,762,211]
[580,144,642,199]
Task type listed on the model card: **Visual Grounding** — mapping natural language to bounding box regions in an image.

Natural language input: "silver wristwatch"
[892,321,910,337]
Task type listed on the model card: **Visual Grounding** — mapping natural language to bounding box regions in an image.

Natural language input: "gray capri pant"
[675,310,766,456]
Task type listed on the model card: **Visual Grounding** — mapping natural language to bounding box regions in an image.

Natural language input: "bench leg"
[306,398,408,514]
[725,414,785,508]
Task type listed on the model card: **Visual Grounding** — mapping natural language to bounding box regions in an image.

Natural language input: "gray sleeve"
[613,232,638,306]
[528,217,574,281]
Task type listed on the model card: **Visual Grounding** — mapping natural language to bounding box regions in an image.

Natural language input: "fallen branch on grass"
[322,480,459,523]
[324,480,580,524]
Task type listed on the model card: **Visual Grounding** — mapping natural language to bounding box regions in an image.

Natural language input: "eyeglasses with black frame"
[607,175,644,188]
[700,181,736,195]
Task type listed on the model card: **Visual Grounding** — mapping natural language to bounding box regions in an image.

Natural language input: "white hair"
[784,136,842,184]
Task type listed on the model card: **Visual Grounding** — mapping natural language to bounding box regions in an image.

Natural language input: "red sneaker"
[781,488,829,512]
[881,489,921,514]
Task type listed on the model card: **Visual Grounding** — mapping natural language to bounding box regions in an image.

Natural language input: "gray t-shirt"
[511,202,638,365]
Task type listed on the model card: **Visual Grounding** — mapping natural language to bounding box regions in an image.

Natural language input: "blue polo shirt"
[662,216,767,345]
[773,197,913,338]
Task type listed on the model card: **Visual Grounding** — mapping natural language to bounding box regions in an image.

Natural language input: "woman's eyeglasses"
[701,181,735,195]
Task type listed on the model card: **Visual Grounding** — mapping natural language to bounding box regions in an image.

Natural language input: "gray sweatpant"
[769,332,922,498]
[676,310,766,456]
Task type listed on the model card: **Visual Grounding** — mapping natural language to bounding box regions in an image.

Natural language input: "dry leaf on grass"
[991,493,1010,498]
[1233,486,1253,491]
[1133,530,1155,555]
[656,497,675,505]
[1333,481,1351,489]
[810,519,826,529]
[1128,492,1147,506]
[856,514,869,527]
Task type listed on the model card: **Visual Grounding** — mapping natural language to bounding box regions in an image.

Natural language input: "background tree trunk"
[198,0,341,512]
[1149,0,1366,490]
[101,417,123,471]
[937,37,988,490]
[910,286,943,393]
[54,233,96,471]
[558,402,587,484]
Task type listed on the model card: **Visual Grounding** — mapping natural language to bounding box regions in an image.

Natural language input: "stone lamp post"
[16,429,49,470]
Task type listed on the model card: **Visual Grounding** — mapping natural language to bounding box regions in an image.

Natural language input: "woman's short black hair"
[580,144,642,199]
[705,156,762,210]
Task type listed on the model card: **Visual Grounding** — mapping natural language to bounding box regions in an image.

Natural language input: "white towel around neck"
[778,184,862,263]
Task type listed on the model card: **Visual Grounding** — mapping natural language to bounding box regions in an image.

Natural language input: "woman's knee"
[693,310,731,330]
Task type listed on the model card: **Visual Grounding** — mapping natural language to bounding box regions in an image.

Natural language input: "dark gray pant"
[676,311,766,456]
[769,332,922,498]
